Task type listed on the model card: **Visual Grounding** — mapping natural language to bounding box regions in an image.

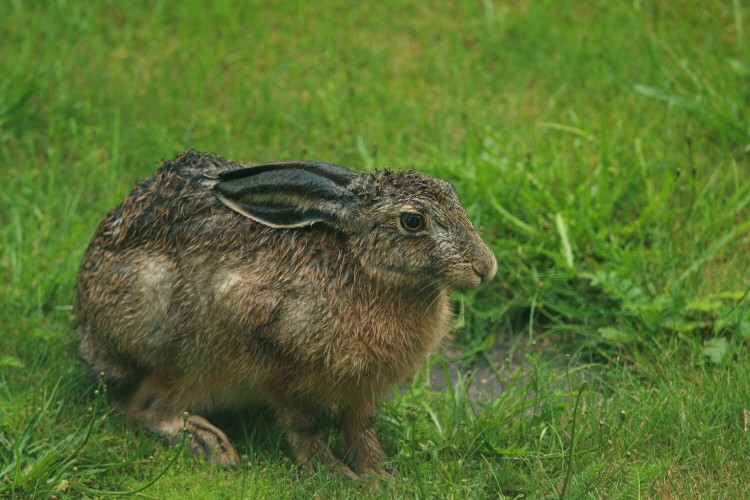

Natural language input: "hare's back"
[94,151,252,251]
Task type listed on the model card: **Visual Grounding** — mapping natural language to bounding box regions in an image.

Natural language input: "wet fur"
[75,150,495,476]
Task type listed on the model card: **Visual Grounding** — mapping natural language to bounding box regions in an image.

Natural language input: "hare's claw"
[360,465,391,477]
[321,462,360,480]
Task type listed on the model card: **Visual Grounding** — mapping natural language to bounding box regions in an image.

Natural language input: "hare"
[75,150,496,478]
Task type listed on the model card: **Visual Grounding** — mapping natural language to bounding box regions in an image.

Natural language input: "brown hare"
[75,150,496,478]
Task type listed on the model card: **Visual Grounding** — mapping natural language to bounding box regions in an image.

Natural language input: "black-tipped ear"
[213,161,359,229]
[217,160,358,186]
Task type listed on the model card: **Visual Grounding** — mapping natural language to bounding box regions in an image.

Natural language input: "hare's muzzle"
[446,242,497,290]
[472,245,497,284]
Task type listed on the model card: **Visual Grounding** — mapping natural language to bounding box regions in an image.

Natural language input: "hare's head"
[214,161,496,290]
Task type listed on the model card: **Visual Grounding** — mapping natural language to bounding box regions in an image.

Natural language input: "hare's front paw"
[283,429,359,480]
[340,406,389,478]
[271,398,359,478]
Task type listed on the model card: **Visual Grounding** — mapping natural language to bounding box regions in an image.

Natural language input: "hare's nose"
[472,250,497,283]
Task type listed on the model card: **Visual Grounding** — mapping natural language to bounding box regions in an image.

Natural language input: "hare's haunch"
[75,151,496,477]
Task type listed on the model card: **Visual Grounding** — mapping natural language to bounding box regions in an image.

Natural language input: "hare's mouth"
[442,263,484,290]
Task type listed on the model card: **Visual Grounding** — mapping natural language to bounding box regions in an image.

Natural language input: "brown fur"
[75,150,496,477]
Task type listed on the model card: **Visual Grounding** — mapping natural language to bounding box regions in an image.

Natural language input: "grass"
[1,0,749,497]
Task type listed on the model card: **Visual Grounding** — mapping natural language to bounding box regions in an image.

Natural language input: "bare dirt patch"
[429,334,567,405]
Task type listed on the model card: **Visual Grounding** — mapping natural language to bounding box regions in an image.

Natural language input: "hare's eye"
[400,212,425,232]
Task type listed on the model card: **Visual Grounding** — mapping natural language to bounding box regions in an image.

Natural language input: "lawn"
[1,0,749,497]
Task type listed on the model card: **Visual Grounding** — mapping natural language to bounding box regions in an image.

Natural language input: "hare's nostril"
[472,253,497,283]
[471,263,486,281]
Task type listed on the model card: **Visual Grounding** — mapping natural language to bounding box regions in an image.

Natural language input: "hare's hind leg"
[125,374,239,468]
[144,413,239,468]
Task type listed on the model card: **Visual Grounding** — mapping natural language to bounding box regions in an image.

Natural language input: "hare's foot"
[285,429,359,480]
[121,373,239,467]
[340,404,390,478]
[271,399,358,479]
[143,413,240,468]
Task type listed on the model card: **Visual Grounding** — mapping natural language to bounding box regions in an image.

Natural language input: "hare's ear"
[213,161,359,229]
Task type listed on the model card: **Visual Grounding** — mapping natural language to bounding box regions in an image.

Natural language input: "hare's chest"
[325,289,451,375]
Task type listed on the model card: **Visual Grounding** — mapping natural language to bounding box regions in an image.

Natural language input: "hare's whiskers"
[425,283,449,312]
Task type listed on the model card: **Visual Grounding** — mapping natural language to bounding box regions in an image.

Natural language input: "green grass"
[1,0,749,497]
